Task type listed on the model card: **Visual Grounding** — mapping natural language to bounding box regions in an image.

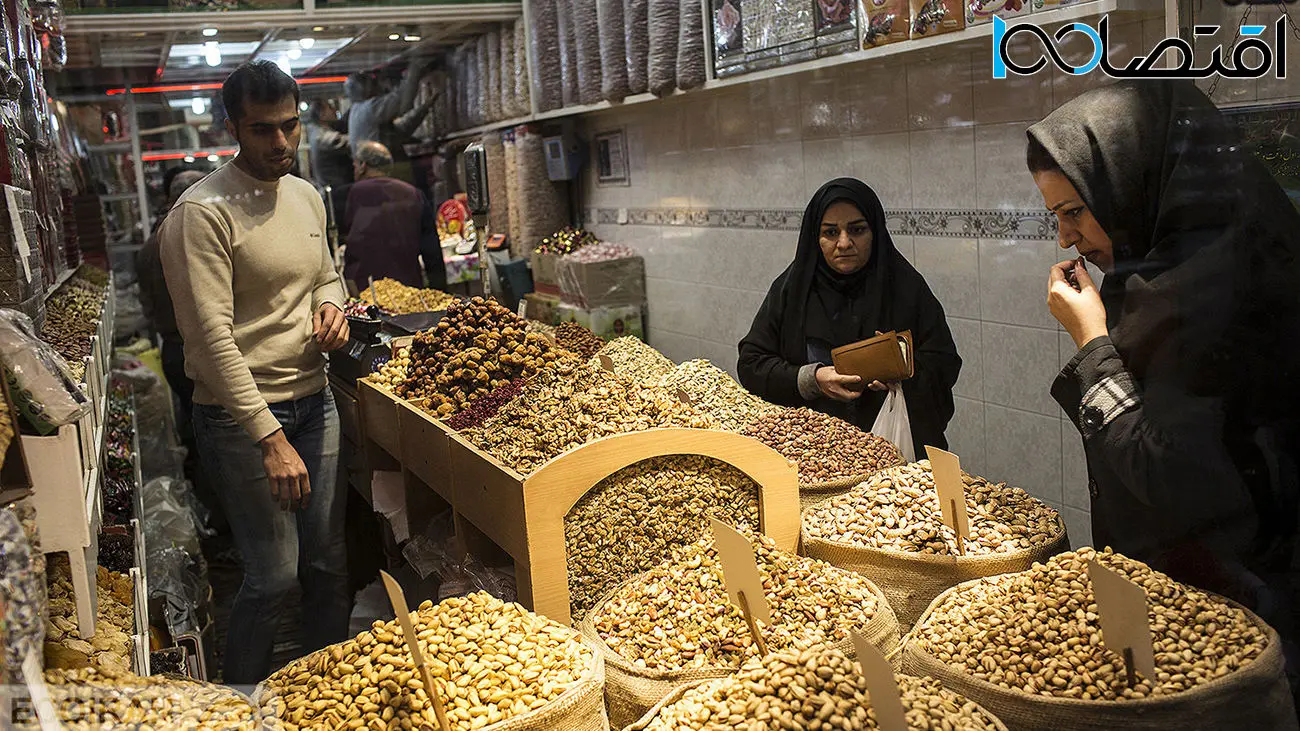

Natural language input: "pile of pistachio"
[911,547,1270,701]
[595,336,676,384]
[32,667,260,729]
[655,360,782,432]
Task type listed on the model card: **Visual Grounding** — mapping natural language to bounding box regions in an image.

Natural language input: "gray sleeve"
[797,363,822,401]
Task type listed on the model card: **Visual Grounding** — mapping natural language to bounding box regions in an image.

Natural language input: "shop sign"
[992,14,1289,79]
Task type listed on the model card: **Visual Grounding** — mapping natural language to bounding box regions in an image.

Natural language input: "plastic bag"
[499,23,515,118]
[0,507,45,680]
[871,383,915,462]
[597,0,631,102]
[147,545,210,640]
[142,476,206,556]
[556,0,579,107]
[512,20,532,115]
[112,358,185,483]
[528,0,563,112]
[572,0,603,105]
[647,0,681,96]
[624,0,650,94]
[0,308,89,434]
[676,0,707,90]
[114,282,148,341]
[401,514,515,603]
[485,30,502,122]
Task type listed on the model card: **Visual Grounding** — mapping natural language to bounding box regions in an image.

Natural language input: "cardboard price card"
[850,632,907,731]
[710,518,771,624]
[925,446,971,550]
[598,354,615,372]
[1087,560,1157,683]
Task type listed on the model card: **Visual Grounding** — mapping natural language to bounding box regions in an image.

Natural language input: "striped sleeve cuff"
[1078,372,1141,439]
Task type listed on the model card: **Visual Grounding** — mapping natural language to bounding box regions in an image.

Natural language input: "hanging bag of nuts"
[580,533,902,729]
[802,461,1068,627]
[624,648,1011,731]
[900,548,1298,731]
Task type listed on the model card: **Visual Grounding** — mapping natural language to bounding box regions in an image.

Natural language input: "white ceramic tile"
[645,277,711,340]
[767,75,805,142]
[695,337,742,378]
[974,123,1043,211]
[847,60,911,135]
[947,397,986,476]
[646,327,702,364]
[981,322,1060,416]
[906,54,975,130]
[803,138,857,201]
[645,101,687,155]
[912,236,980,319]
[948,317,983,401]
[715,86,754,149]
[891,234,915,265]
[971,35,1054,125]
[801,70,855,140]
[1058,328,1076,371]
[1063,506,1093,550]
[851,132,913,210]
[978,238,1061,329]
[685,95,720,152]
[1049,22,1146,109]
[984,404,1063,506]
[1061,416,1090,510]
[908,127,977,209]
[750,141,806,209]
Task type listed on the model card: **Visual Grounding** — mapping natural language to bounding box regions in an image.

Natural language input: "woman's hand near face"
[816,366,865,401]
[1048,259,1109,348]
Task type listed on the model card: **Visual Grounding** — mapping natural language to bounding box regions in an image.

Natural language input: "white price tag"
[3,186,31,283]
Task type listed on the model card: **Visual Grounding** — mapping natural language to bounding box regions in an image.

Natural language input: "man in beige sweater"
[160,60,352,685]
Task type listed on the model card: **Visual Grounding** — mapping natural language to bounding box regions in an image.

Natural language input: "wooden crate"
[357,379,403,461]
[396,400,455,506]
[447,427,800,626]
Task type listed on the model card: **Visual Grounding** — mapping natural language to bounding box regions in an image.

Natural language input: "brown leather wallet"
[831,330,914,383]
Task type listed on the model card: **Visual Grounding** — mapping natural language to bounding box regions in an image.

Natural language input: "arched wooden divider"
[521,427,800,626]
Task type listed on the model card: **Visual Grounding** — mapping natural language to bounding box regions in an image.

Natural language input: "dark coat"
[737,178,961,451]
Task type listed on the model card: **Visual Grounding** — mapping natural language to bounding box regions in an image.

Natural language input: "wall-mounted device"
[463,142,490,215]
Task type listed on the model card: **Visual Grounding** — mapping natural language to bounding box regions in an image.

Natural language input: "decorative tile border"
[588,207,1059,241]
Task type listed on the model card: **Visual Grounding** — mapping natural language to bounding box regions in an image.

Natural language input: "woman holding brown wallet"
[737,177,961,450]
[1028,80,1300,678]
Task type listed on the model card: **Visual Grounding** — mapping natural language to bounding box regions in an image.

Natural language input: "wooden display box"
[357,379,404,462]
[396,400,455,506]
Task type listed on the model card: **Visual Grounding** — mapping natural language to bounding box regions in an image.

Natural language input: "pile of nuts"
[911,547,1270,701]
[363,347,411,392]
[803,460,1063,555]
[744,408,903,486]
[358,278,457,314]
[563,241,638,263]
[464,358,716,475]
[638,646,1004,730]
[656,360,783,432]
[40,271,107,382]
[33,667,260,728]
[596,336,676,384]
[444,379,525,431]
[45,559,133,673]
[535,227,599,256]
[566,456,760,621]
[260,592,594,731]
[526,320,557,339]
[591,531,884,671]
[395,297,558,416]
[556,321,606,360]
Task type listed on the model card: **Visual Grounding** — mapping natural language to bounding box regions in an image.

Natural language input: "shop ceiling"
[55,3,520,94]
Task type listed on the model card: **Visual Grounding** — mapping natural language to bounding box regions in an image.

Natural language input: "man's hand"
[260,430,310,511]
[816,366,865,402]
[1048,259,1108,348]
[313,303,350,352]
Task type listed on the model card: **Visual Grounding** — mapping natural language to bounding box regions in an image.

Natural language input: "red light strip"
[141,148,237,162]
[106,76,348,95]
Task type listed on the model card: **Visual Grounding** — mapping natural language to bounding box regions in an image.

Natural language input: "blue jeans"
[193,388,350,685]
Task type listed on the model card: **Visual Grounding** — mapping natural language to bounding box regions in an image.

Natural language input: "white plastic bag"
[871,383,915,462]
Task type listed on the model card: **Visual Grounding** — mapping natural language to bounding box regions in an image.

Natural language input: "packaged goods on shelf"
[484,133,510,242]
[861,0,911,45]
[476,36,490,127]
[558,302,644,341]
[655,359,781,431]
[910,0,966,36]
[965,0,1030,24]
[461,353,714,474]
[565,455,760,621]
[903,547,1294,730]
[625,0,650,93]
[528,0,564,112]
[0,308,90,434]
[595,335,675,383]
[258,592,608,731]
[583,529,900,729]
[570,0,602,105]
[511,20,531,117]
[504,133,526,258]
[676,0,707,89]
[33,667,259,728]
[486,30,502,122]
[629,646,1008,730]
[557,249,645,309]
[598,0,631,101]
[802,459,1067,626]
[557,0,579,106]
[515,130,571,259]
[0,504,45,681]
[394,296,557,417]
[358,277,456,314]
[743,407,903,495]
[647,0,681,96]
[44,557,133,673]
[499,23,515,118]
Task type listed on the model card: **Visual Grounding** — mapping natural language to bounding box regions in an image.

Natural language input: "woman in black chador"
[737,177,961,452]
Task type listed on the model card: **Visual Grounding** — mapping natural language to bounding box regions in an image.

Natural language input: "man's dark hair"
[1025,135,1061,173]
[222,60,300,124]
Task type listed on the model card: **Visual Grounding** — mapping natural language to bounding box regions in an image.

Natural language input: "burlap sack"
[802,516,1069,628]
[623,676,1012,731]
[255,634,610,731]
[798,473,882,511]
[581,575,902,730]
[901,580,1299,731]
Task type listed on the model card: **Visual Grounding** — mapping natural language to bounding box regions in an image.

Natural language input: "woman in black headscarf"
[737,178,961,451]
[1029,80,1300,656]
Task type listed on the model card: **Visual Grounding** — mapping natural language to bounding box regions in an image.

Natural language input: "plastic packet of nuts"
[0,507,46,681]
[403,514,515,603]
[0,309,90,435]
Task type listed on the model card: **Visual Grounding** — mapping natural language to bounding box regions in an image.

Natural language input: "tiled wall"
[574,12,1298,549]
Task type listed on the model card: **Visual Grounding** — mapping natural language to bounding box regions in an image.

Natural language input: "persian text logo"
[992,15,1288,79]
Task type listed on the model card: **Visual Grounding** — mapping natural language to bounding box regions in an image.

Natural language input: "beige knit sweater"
[160,162,345,441]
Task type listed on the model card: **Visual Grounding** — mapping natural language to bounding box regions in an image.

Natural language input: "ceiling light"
[403,33,421,42]
[287,47,302,60]
[191,97,205,114]
[299,37,315,49]
[204,45,222,67]
[275,55,292,75]
[202,27,218,37]
[388,33,400,41]
[299,101,309,111]
[184,155,195,163]
[207,154,219,162]
[312,26,324,31]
